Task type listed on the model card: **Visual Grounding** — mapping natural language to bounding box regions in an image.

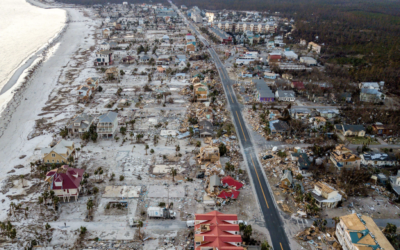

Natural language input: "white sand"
[0,6,93,220]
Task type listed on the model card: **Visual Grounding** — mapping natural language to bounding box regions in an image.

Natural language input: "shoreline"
[0,0,69,134]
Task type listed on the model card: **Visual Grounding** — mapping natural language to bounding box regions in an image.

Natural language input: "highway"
[170,2,291,250]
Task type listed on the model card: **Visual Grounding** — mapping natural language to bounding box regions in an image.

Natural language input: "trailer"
[186,220,195,228]
[129,218,139,227]
[147,207,176,219]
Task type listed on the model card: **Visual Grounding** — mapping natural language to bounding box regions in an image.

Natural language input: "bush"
[159,202,166,207]
[119,175,124,181]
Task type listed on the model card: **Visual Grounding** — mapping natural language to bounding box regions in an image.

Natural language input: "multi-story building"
[330,144,361,170]
[214,21,276,34]
[336,213,394,250]
[194,211,243,250]
[97,111,118,139]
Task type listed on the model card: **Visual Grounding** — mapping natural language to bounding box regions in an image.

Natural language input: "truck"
[186,220,195,228]
[147,207,176,219]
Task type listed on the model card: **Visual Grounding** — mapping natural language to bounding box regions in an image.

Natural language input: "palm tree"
[175,144,180,156]
[137,220,143,239]
[171,168,177,182]
[87,199,94,216]
[38,196,43,214]
[145,144,149,155]
[43,191,49,206]
[9,202,15,216]
[53,196,59,210]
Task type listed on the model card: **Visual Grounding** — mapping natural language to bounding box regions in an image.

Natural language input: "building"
[198,120,213,138]
[312,182,342,208]
[42,140,75,164]
[77,86,92,103]
[269,120,289,135]
[194,211,243,250]
[300,56,317,66]
[360,153,399,167]
[280,170,293,188]
[102,28,111,38]
[283,50,298,60]
[97,111,118,139]
[336,213,394,250]
[307,42,321,54]
[372,123,393,136]
[94,50,114,66]
[205,12,214,22]
[45,165,85,202]
[85,77,99,90]
[311,116,326,129]
[360,88,385,103]
[193,82,208,102]
[389,170,400,196]
[122,56,135,64]
[104,67,119,80]
[67,113,95,137]
[186,43,196,53]
[253,79,274,102]
[291,153,311,175]
[335,124,365,137]
[359,82,384,90]
[275,90,296,102]
[197,146,220,163]
[209,27,232,44]
[330,144,361,170]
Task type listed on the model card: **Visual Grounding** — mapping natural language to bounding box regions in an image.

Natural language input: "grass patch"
[346,136,380,145]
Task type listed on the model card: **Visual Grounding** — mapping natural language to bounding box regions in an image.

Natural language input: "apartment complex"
[214,21,276,33]
[336,213,394,250]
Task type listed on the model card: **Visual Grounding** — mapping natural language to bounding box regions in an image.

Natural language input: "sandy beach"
[0,1,95,219]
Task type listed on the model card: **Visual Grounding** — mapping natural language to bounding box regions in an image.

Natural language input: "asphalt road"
[170,3,291,249]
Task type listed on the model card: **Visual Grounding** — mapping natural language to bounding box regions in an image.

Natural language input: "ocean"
[0,0,66,93]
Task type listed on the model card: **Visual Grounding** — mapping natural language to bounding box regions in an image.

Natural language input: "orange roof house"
[194,211,243,250]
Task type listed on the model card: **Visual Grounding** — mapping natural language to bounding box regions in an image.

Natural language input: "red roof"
[292,81,305,89]
[194,211,243,250]
[46,165,85,190]
[222,176,243,190]
[218,190,240,199]
[269,55,281,60]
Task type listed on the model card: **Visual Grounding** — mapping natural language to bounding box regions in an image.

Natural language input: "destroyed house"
[312,181,342,208]
[208,174,221,193]
[253,79,274,102]
[198,120,213,138]
[330,144,361,170]
[361,153,399,167]
[291,153,310,172]
[45,165,85,202]
[280,170,293,188]
[372,123,393,136]
[194,211,243,250]
[336,213,394,250]
[193,83,208,102]
[85,77,99,90]
[198,146,220,163]
[269,120,289,135]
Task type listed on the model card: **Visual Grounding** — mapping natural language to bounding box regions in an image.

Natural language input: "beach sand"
[0,2,95,220]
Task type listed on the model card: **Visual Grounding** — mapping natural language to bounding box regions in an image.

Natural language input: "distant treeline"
[172,0,400,95]
[57,0,168,5]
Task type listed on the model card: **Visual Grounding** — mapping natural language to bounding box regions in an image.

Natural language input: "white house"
[360,153,399,167]
[275,90,295,102]
[100,42,110,51]
[311,181,342,208]
[94,50,114,66]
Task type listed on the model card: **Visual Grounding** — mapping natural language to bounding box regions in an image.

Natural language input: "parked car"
[263,155,273,160]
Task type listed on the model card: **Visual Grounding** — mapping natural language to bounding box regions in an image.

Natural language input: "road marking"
[250,154,269,209]
[280,242,284,250]
[235,111,246,141]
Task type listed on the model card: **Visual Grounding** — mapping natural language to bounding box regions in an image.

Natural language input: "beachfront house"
[94,50,114,66]
[67,113,95,137]
[97,111,118,139]
[42,140,75,164]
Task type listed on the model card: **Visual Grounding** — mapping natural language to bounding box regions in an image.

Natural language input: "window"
[57,160,59,163]
[52,154,55,157]
[52,160,54,163]
[47,160,50,163]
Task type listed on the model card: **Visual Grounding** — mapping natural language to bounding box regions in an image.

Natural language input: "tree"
[171,168,177,182]
[225,162,235,174]
[332,217,340,228]
[175,144,180,156]
[80,226,87,236]
[219,143,227,156]
[87,198,94,215]
[243,225,252,241]
[145,144,149,155]
[45,223,51,231]
[150,149,154,154]
[38,196,44,214]
[53,196,59,210]
[120,175,124,181]
[261,241,272,250]
[98,86,103,92]
[137,220,143,239]
[384,223,397,234]
[43,191,49,206]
